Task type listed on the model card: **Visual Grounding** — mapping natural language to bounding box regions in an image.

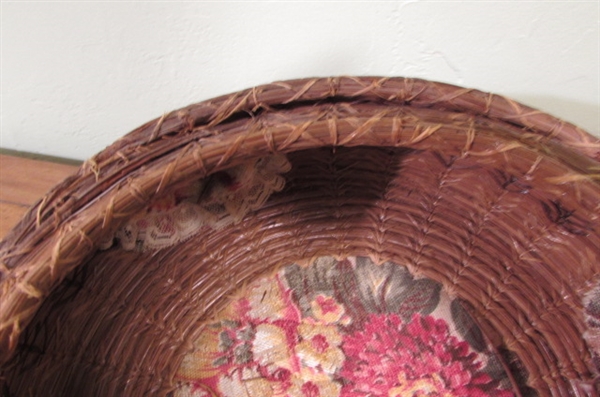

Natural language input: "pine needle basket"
[1,77,599,397]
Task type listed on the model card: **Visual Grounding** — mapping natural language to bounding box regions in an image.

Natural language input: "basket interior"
[1,78,599,396]
[4,144,599,396]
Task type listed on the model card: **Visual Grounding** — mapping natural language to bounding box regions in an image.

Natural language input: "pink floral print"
[173,257,519,397]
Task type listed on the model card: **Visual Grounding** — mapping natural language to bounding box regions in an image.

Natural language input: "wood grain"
[0,154,79,240]
[0,202,28,239]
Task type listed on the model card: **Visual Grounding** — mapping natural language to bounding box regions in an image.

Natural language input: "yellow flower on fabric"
[296,323,344,374]
[389,373,455,397]
[172,382,218,397]
[252,323,294,371]
[288,368,341,397]
[310,295,348,324]
[246,277,290,321]
[219,368,275,397]
[176,325,224,380]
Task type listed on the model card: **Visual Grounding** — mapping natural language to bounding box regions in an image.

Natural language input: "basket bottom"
[172,255,527,397]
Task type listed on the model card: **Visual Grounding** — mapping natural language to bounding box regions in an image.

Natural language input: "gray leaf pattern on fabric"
[284,256,441,322]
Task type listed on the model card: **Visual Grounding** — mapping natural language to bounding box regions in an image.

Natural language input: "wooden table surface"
[0,154,80,240]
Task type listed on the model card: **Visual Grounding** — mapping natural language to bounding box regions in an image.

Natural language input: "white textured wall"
[2,2,599,160]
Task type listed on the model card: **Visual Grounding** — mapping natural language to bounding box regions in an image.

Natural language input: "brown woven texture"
[1,77,599,396]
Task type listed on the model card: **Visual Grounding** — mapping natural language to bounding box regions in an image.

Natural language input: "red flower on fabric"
[339,314,514,397]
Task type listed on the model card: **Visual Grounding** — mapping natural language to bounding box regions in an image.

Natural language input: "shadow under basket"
[1,77,599,397]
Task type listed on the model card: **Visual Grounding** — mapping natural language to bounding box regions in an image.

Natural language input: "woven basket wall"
[1,77,599,396]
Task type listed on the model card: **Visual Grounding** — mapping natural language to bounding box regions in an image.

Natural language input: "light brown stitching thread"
[102,197,116,229]
[192,142,208,177]
[326,76,340,97]
[505,96,526,114]
[546,174,600,184]
[408,124,443,145]
[349,77,389,97]
[327,116,338,147]
[116,151,130,163]
[564,140,600,149]
[271,81,293,90]
[261,121,277,153]
[396,78,415,102]
[278,120,314,150]
[504,110,545,120]
[84,157,101,181]
[44,235,91,277]
[547,120,565,140]
[429,87,474,104]
[177,109,194,134]
[157,143,195,195]
[0,247,34,262]
[156,159,179,195]
[16,281,43,299]
[339,111,390,145]
[390,116,403,145]
[282,78,318,104]
[36,195,49,227]
[128,180,149,205]
[250,86,261,112]
[463,120,476,153]
[468,141,524,156]
[148,111,173,143]
[216,132,249,168]
[208,91,253,127]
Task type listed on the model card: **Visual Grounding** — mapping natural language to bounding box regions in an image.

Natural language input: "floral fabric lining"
[583,286,600,373]
[99,154,291,251]
[173,256,526,397]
